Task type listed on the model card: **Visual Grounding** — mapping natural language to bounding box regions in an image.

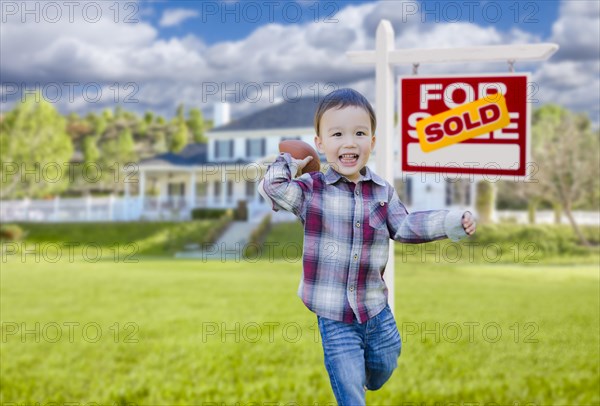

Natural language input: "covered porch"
[123,161,271,221]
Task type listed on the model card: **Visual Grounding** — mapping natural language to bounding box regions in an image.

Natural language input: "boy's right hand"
[291,156,313,177]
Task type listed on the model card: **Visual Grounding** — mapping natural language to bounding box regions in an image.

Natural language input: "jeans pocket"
[320,317,348,341]
[380,308,402,357]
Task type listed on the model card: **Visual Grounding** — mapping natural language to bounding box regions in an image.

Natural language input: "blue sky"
[146,1,560,44]
[1,0,598,124]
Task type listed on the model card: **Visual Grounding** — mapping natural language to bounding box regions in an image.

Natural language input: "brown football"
[279,140,321,174]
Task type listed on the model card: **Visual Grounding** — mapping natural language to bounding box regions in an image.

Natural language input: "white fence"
[496,210,600,225]
[1,196,598,225]
[0,195,270,222]
[0,196,137,222]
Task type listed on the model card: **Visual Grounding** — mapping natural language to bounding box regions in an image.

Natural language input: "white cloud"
[550,0,600,61]
[533,60,600,124]
[1,0,598,126]
[159,8,199,28]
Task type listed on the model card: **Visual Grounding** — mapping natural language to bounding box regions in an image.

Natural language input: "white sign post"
[346,19,558,315]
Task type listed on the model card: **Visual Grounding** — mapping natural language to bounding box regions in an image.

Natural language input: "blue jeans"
[317,304,402,406]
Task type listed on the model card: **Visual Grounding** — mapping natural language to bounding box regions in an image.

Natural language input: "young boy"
[260,88,476,405]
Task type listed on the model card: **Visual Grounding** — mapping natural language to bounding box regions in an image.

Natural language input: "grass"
[263,221,600,264]
[1,256,598,405]
[4,219,231,256]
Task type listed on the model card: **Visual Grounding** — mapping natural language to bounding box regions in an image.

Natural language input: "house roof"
[211,96,320,132]
[139,143,255,167]
[139,143,208,166]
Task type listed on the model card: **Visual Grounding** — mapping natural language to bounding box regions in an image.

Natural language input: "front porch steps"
[175,220,262,261]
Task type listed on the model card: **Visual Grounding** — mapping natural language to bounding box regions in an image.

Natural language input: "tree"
[153,131,168,154]
[97,127,137,193]
[118,128,136,164]
[176,103,185,121]
[144,111,154,125]
[79,135,101,193]
[0,95,74,199]
[187,107,206,143]
[170,120,188,152]
[528,105,599,245]
[102,108,113,122]
[83,135,100,164]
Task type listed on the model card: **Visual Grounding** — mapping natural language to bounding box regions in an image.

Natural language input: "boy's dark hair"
[314,88,377,136]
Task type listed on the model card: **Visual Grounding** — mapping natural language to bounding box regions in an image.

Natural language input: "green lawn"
[1,257,598,405]
[6,219,230,256]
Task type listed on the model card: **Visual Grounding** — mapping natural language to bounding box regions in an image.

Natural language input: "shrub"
[191,208,230,220]
[0,224,26,241]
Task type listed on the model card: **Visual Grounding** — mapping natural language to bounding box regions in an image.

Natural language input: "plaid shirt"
[261,153,468,323]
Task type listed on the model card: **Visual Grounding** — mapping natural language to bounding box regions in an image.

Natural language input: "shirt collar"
[324,165,387,187]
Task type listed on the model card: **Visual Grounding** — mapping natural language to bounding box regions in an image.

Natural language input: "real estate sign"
[400,74,531,179]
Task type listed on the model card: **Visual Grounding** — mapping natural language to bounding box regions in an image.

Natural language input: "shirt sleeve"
[261,152,314,220]
[386,186,470,243]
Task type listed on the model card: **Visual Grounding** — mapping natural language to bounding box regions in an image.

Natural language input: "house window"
[405,177,413,207]
[215,139,234,159]
[246,138,266,158]
[281,136,301,141]
[245,181,255,199]
[445,179,453,206]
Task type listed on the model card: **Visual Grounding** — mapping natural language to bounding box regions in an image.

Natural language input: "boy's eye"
[331,132,342,137]
[356,131,366,136]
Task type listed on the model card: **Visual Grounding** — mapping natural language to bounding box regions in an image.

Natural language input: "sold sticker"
[415,94,510,153]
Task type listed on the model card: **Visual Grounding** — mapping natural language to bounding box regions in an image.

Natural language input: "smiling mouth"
[339,153,359,165]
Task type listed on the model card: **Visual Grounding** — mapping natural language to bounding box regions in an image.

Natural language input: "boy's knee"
[365,366,396,391]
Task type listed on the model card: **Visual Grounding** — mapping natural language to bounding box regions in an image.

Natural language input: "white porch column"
[85,195,91,221]
[188,170,197,210]
[138,169,146,212]
[108,194,114,221]
[53,195,60,221]
[124,179,130,219]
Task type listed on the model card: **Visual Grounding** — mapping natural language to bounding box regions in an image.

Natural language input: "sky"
[1,0,599,126]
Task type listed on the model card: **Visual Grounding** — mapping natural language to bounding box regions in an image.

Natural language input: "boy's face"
[314,105,376,183]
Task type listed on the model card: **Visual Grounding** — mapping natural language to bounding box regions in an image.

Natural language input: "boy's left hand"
[462,212,476,236]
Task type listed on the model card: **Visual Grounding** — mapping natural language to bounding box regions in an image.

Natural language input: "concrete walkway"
[175,220,260,261]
